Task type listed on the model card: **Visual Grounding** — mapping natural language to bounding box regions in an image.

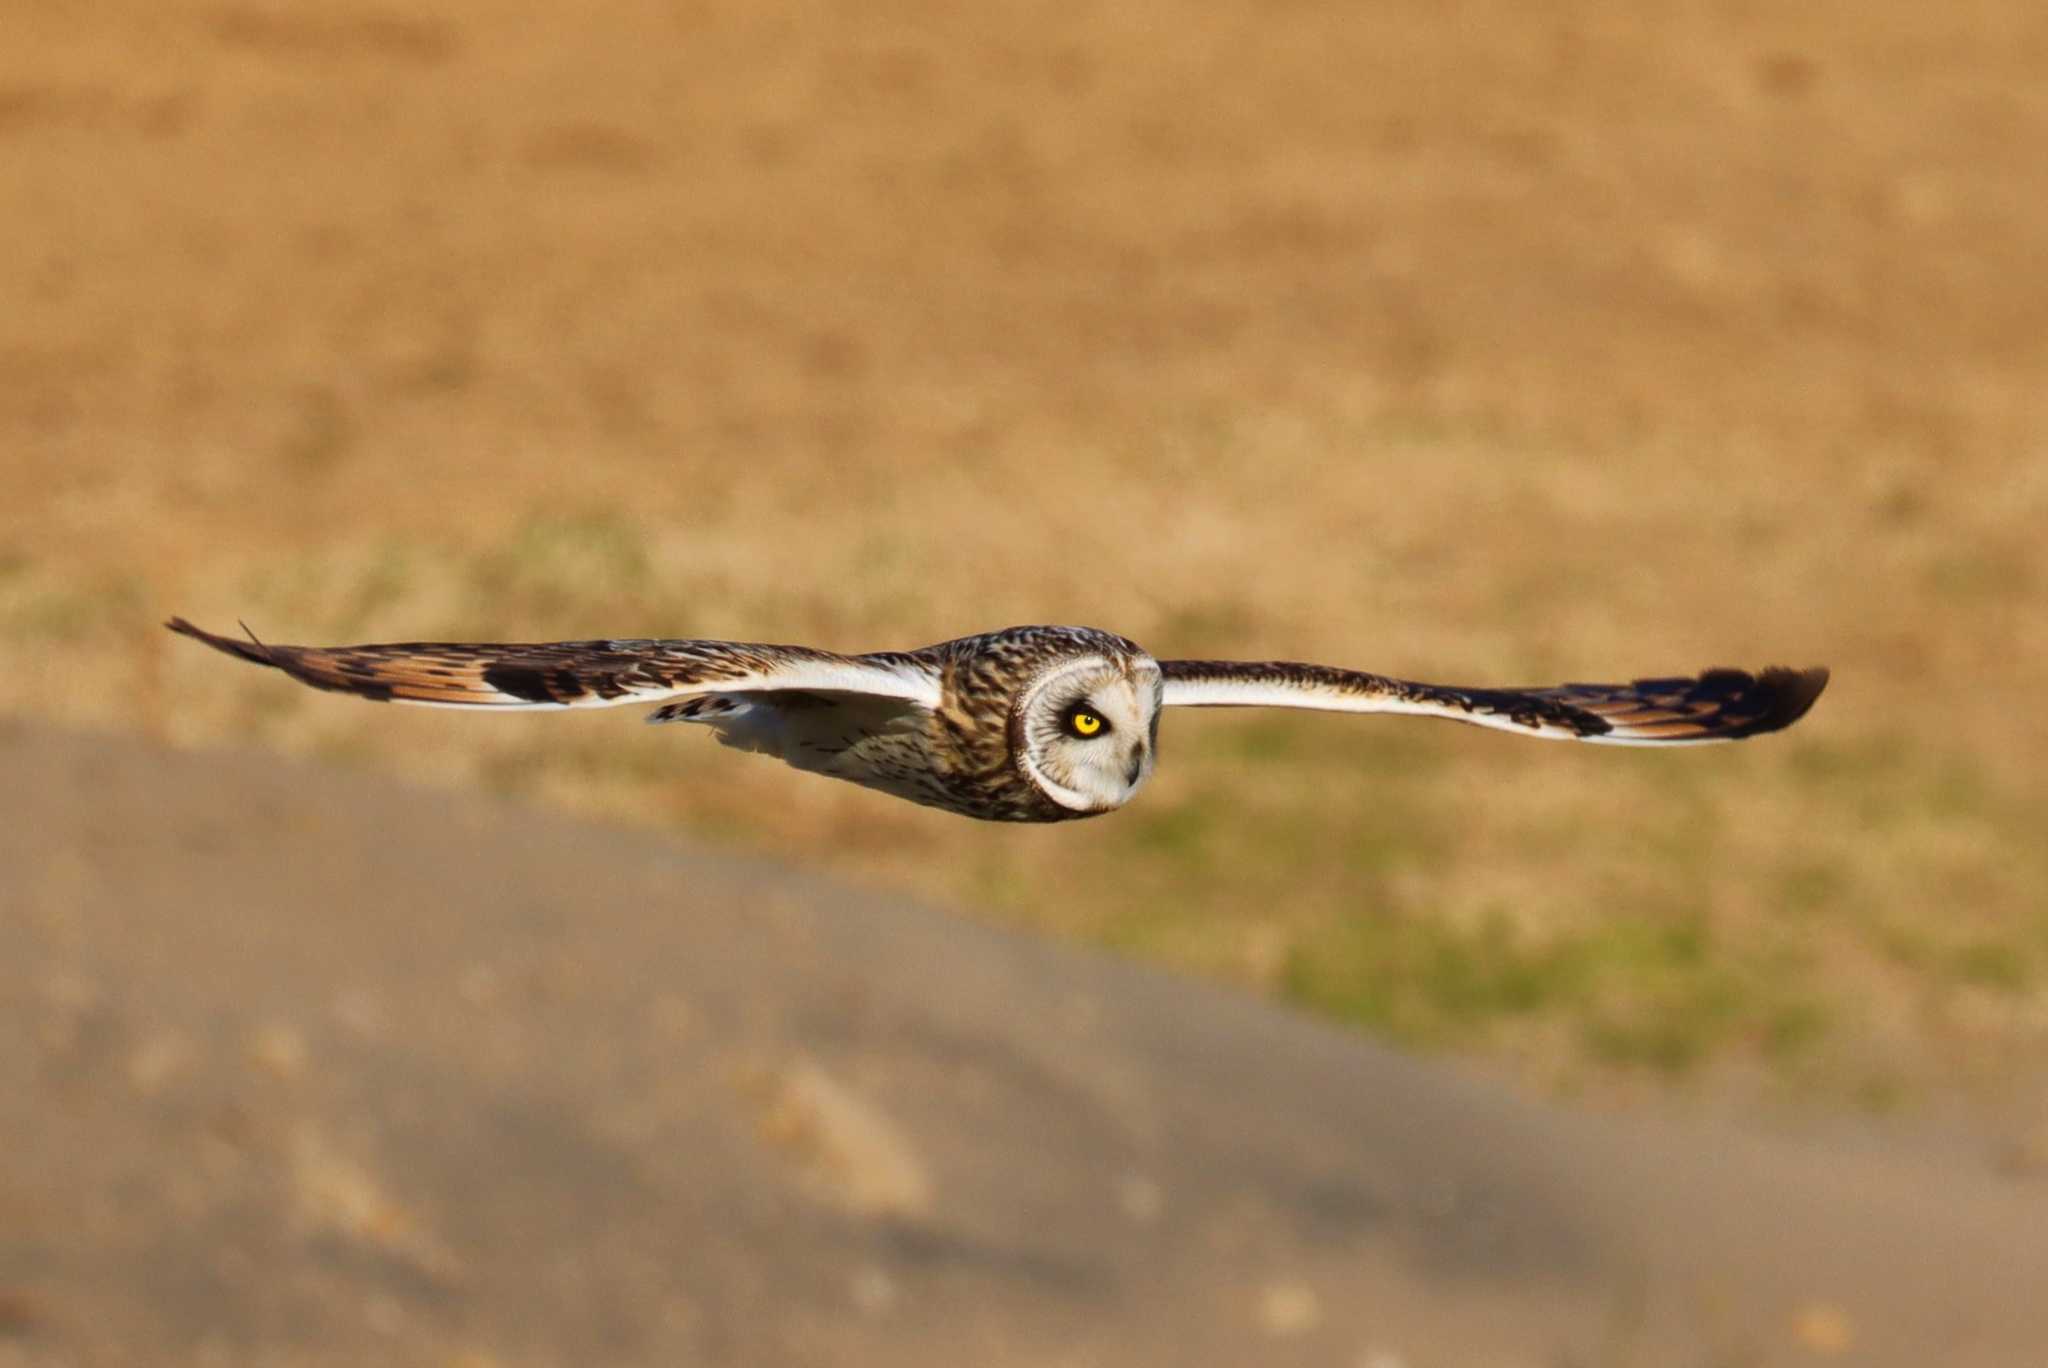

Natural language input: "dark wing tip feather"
[164,617,279,669]
[1585,663,1829,742]
[1745,665,1830,737]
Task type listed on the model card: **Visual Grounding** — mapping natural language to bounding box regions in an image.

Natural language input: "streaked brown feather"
[161,618,901,709]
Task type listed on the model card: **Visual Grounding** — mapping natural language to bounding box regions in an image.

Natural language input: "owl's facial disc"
[1016,656,1163,814]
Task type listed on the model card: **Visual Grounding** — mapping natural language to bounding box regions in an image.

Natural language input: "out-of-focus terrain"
[3,0,2045,1105]
[5,724,2045,1367]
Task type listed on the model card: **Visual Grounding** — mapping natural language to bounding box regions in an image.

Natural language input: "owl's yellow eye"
[1062,705,1108,738]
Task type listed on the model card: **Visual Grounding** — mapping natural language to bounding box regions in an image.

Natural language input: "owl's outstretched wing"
[164,618,941,712]
[1158,658,1827,745]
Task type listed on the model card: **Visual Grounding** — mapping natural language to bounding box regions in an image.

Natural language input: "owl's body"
[165,618,1826,823]
[710,626,1150,822]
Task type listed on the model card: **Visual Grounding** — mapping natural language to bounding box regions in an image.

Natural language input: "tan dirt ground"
[5,723,2047,1366]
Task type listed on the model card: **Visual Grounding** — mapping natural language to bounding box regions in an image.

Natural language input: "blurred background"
[4,0,2046,1362]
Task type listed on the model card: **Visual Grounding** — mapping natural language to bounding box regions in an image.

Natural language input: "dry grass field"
[4,0,2044,1108]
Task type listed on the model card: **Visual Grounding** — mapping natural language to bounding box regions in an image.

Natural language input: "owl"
[166,618,1827,824]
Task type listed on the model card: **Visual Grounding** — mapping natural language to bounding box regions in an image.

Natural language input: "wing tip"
[1550,663,1831,743]
[1752,664,1829,735]
[164,616,278,669]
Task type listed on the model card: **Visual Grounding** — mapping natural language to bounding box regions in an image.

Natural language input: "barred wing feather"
[1159,659,1828,746]
[163,619,941,712]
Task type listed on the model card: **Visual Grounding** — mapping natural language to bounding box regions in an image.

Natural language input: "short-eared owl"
[166,618,1827,824]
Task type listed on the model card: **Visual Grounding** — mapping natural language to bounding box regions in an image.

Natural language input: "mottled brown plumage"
[167,617,1826,822]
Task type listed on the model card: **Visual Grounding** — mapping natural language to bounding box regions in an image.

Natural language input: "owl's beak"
[1123,748,1146,787]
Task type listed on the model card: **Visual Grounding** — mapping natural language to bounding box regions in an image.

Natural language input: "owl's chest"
[835,713,1065,821]
[722,698,1017,820]
[702,683,1063,821]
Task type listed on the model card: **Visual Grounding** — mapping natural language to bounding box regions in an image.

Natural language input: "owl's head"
[1011,650,1163,815]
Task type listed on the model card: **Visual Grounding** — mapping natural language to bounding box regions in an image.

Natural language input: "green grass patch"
[1948,940,2032,994]
[468,510,655,629]
[1285,911,1587,1047]
[0,569,147,643]
[1284,905,1829,1075]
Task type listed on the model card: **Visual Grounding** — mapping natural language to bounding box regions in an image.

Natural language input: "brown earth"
[4,722,2046,1367]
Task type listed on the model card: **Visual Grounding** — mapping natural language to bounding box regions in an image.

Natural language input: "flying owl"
[165,618,1827,823]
